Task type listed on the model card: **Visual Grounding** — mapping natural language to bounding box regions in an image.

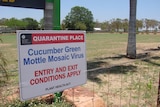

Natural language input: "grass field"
[0,33,160,106]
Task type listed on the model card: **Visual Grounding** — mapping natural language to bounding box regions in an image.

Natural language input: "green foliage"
[0,18,7,25]
[4,99,72,107]
[5,100,42,107]
[111,18,123,32]
[146,79,152,90]
[63,6,94,31]
[39,18,44,30]
[94,18,129,32]
[54,92,62,103]
[136,19,143,32]
[2,17,39,30]
[75,22,87,30]
[22,18,39,30]
[4,18,27,30]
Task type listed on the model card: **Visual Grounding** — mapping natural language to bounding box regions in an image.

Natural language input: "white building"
[94,27,102,31]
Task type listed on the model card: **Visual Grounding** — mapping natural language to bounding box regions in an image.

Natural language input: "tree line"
[0,18,159,33]
[94,18,160,33]
[0,17,43,30]
[0,6,159,33]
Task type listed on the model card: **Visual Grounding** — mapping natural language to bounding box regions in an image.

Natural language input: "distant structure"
[94,27,102,31]
[138,19,160,32]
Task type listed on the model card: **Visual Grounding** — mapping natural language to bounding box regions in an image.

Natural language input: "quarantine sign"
[17,30,87,101]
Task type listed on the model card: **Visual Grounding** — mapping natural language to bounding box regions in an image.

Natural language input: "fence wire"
[0,53,160,107]
[84,54,160,107]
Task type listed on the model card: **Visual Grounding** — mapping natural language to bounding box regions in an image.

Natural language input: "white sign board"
[17,30,87,101]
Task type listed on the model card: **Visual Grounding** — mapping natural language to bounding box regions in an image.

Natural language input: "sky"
[0,0,160,22]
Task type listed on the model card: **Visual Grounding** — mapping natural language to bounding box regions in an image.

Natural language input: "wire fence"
[84,53,160,107]
[0,53,160,107]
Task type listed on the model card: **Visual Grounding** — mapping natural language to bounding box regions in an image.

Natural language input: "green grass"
[0,33,17,47]
[0,32,160,106]
[0,34,18,73]
[86,33,128,60]
[136,33,160,43]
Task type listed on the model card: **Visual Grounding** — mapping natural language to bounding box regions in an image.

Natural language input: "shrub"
[0,38,8,83]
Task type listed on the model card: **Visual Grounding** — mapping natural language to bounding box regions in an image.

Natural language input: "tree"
[39,18,44,30]
[122,19,129,32]
[101,21,110,31]
[145,19,158,32]
[61,20,66,30]
[112,18,123,32]
[0,18,7,26]
[4,18,27,30]
[136,19,143,32]
[22,18,39,30]
[126,0,137,59]
[110,19,118,32]
[75,22,87,30]
[63,6,94,31]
